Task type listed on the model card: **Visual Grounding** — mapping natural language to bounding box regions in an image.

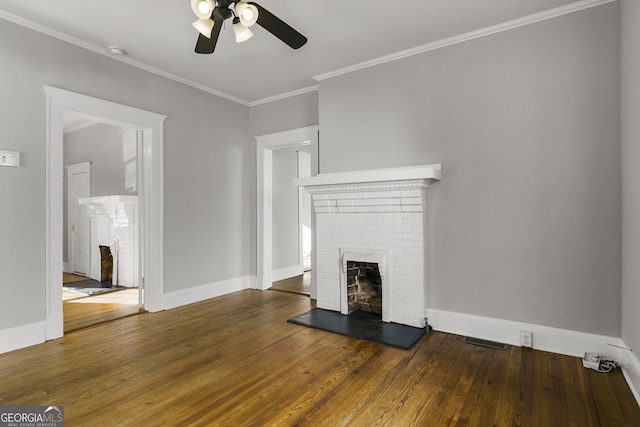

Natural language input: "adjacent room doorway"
[62,121,143,333]
[44,86,166,341]
[255,125,318,298]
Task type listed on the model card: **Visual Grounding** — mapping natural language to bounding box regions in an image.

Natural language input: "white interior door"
[67,162,91,276]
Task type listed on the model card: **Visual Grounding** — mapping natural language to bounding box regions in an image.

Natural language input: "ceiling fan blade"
[195,13,224,54]
[248,2,307,49]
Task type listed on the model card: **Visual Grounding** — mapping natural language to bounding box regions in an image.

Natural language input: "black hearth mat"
[63,279,126,296]
[287,308,425,349]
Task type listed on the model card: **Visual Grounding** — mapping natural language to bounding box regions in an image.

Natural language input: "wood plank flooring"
[63,273,142,333]
[1,290,638,426]
[271,271,311,295]
[63,272,89,284]
[63,288,143,333]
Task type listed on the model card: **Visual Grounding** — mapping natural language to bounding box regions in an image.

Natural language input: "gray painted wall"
[250,91,318,137]
[250,92,318,276]
[621,0,640,367]
[63,123,138,263]
[0,0,632,351]
[272,146,308,271]
[318,4,621,336]
[64,123,137,197]
[0,18,254,330]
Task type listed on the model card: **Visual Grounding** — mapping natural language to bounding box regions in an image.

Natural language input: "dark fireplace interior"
[99,245,113,284]
[347,261,382,315]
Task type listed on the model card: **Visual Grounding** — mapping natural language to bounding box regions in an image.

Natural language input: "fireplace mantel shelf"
[295,164,441,188]
[306,164,439,328]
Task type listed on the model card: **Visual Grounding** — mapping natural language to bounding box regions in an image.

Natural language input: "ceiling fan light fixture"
[192,18,215,38]
[235,1,259,27]
[233,17,253,43]
[191,0,214,19]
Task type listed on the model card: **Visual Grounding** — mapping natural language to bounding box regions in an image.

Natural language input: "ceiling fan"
[191,0,308,54]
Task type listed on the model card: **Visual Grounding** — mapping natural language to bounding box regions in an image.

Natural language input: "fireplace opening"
[346,261,382,315]
[99,245,113,284]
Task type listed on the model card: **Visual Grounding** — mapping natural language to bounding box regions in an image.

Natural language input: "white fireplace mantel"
[295,164,441,188]
[299,164,442,328]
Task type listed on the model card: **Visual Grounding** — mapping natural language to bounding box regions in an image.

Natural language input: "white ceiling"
[0,0,585,105]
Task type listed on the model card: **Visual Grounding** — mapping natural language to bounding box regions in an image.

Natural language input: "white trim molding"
[255,125,319,291]
[44,86,166,342]
[0,10,247,106]
[0,322,46,355]
[295,164,441,188]
[272,265,304,283]
[427,308,626,359]
[0,1,613,106]
[249,86,319,107]
[313,0,618,82]
[621,351,640,406]
[164,276,255,310]
[426,308,640,406]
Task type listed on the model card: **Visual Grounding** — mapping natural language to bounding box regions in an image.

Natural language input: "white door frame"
[44,86,166,340]
[255,125,318,293]
[297,150,312,272]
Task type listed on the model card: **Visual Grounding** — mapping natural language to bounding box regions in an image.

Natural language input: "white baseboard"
[271,265,303,283]
[3,293,637,410]
[0,322,46,354]
[426,308,640,407]
[164,276,254,310]
[621,350,640,406]
[427,308,640,404]
[45,311,64,341]
[63,262,71,273]
[426,308,625,359]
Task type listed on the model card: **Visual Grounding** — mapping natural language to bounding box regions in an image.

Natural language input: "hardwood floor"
[271,271,311,295]
[63,272,89,284]
[1,290,638,426]
[63,273,142,333]
[63,289,143,333]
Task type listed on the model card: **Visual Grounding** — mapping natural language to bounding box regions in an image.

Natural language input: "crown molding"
[0,9,250,106]
[1,0,617,106]
[249,85,319,107]
[313,0,618,82]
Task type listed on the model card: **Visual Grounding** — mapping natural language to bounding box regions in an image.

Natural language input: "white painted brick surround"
[297,165,441,328]
[80,195,139,287]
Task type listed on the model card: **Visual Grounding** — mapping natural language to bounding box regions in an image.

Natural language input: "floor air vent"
[463,336,508,350]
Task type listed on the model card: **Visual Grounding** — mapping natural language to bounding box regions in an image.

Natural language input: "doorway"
[62,121,143,332]
[269,147,312,296]
[44,86,166,341]
[255,125,318,297]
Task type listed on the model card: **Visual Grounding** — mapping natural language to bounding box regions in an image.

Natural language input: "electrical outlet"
[520,330,532,348]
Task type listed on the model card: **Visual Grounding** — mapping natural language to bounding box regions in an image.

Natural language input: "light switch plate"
[0,150,20,167]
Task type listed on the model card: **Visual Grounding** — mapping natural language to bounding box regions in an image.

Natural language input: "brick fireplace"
[79,195,139,287]
[296,165,441,328]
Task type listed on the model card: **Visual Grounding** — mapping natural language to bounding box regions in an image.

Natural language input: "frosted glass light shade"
[235,1,258,27]
[233,19,254,43]
[191,0,214,19]
[192,18,215,38]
